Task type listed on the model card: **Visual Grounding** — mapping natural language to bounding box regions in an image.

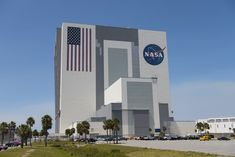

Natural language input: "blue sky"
[0,0,235,131]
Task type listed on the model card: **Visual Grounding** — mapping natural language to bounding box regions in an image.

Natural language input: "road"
[119,140,235,156]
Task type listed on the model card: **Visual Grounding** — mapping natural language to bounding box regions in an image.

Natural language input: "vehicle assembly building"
[55,23,173,136]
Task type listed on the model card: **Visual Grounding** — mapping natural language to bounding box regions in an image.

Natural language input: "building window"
[230,118,235,122]
[223,119,229,122]
[224,124,226,128]
[217,125,219,128]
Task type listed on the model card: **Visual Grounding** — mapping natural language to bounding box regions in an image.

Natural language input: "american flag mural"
[67,27,92,72]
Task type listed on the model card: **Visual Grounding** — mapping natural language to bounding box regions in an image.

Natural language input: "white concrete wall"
[59,23,96,133]
[168,121,196,136]
[104,78,122,105]
[70,121,106,136]
[138,30,172,119]
[89,122,107,135]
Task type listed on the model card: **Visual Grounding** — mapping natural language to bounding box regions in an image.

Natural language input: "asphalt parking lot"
[119,140,235,156]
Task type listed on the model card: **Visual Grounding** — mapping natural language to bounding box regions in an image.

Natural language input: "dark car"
[169,135,179,140]
[187,135,200,140]
[217,137,230,141]
[0,145,8,151]
[5,142,14,147]
[88,138,97,143]
[104,137,115,141]
[13,141,21,146]
[118,136,128,141]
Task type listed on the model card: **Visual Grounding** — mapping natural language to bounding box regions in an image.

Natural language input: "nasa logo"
[143,44,165,65]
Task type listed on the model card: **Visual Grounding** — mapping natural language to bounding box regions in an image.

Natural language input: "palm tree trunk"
[116,130,118,144]
[1,134,4,145]
[13,130,15,141]
[113,130,115,144]
[45,135,48,147]
[21,137,24,148]
[25,137,28,146]
[8,130,11,143]
[30,137,32,147]
[106,129,108,144]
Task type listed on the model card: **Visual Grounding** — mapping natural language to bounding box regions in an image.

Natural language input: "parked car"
[0,145,8,151]
[142,136,155,140]
[88,138,97,143]
[217,137,230,141]
[5,142,14,147]
[104,137,115,141]
[169,135,179,140]
[187,135,200,140]
[96,137,105,141]
[13,141,21,146]
[199,135,210,141]
[118,136,128,141]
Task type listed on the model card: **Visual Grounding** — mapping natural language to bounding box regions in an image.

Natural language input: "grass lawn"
[0,147,30,157]
[88,144,218,157]
[0,141,221,157]
[28,143,71,157]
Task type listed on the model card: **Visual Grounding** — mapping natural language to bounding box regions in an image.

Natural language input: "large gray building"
[55,23,173,136]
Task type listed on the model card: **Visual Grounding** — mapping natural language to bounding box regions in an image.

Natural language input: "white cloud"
[171,81,235,121]
[0,102,54,132]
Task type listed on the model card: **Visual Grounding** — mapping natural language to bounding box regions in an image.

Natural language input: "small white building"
[197,117,235,135]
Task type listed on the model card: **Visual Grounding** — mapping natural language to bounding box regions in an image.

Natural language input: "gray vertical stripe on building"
[55,28,61,133]
[127,82,153,109]
[108,48,128,86]
[131,44,140,78]
[134,110,149,136]
[96,25,139,110]
[159,103,170,128]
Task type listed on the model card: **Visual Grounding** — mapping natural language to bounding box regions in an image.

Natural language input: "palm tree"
[149,128,152,135]
[26,117,35,146]
[0,122,8,145]
[76,123,84,140]
[16,124,30,148]
[112,118,120,144]
[196,122,204,135]
[81,121,90,142]
[65,129,71,139]
[203,122,210,135]
[8,121,16,142]
[32,129,39,142]
[103,120,109,143]
[70,128,75,140]
[41,115,52,147]
[70,128,75,134]
[106,119,114,142]
[39,129,45,142]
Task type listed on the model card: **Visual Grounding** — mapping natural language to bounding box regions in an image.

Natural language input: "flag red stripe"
[89,29,92,72]
[74,45,77,71]
[82,28,84,71]
[67,45,69,71]
[86,28,88,71]
[70,45,73,71]
[78,45,80,71]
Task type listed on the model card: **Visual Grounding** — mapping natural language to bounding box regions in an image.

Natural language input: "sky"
[0,0,235,131]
